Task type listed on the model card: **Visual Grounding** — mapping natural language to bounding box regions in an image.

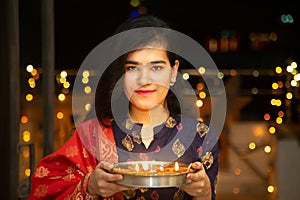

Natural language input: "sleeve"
[199,124,219,200]
[202,141,218,200]
[28,130,99,200]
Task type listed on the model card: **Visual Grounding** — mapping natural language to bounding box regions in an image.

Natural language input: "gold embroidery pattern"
[139,188,149,193]
[34,166,50,178]
[174,189,184,200]
[122,134,134,151]
[132,130,142,144]
[165,116,177,128]
[87,165,93,173]
[82,147,88,158]
[66,145,79,157]
[63,173,76,181]
[62,166,76,181]
[172,138,185,158]
[123,190,136,199]
[196,123,209,138]
[201,152,213,169]
[34,184,48,198]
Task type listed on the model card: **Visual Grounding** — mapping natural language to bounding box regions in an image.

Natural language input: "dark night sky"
[19,0,299,69]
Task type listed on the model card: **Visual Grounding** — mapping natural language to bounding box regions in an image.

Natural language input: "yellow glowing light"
[21,115,28,123]
[60,70,67,78]
[277,99,282,106]
[264,113,270,121]
[251,88,258,94]
[59,77,66,83]
[234,168,241,176]
[248,142,256,150]
[23,130,31,142]
[291,61,297,68]
[182,73,189,80]
[276,117,283,124]
[29,82,36,88]
[217,72,224,79]
[25,168,31,177]
[294,73,300,81]
[28,78,35,84]
[82,77,89,84]
[272,83,279,89]
[58,93,66,101]
[84,86,92,94]
[291,80,298,87]
[269,126,276,134]
[130,0,140,7]
[31,69,38,76]
[275,66,282,74]
[174,162,179,171]
[82,70,90,78]
[252,70,259,77]
[63,82,70,88]
[85,103,92,111]
[26,94,33,102]
[26,65,34,72]
[57,112,64,119]
[270,99,276,105]
[198,66,206,74]
[291,69,297,75]
[196,100,203,107]
[286,65,293,73]
[286,92,293,99]
[264,145,271,153]
[199,92,206,99]
[267,185,275,193]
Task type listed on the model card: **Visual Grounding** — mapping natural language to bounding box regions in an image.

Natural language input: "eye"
[151,65,163,71]
[126,66,137,71]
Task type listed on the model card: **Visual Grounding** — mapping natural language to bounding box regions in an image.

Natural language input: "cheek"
[123,77,134,98]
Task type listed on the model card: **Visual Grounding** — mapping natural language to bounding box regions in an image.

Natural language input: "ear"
[171,60,179,82]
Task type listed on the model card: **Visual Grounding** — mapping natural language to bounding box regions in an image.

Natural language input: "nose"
[137,67,152,85]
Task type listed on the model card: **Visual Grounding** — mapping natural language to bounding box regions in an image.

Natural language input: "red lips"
[135,89,155,95]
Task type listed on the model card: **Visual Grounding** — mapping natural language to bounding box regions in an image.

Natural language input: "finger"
[98,161,114,171]
[187,166,206,181]
[191,162,204,170]
[101,170,124,182]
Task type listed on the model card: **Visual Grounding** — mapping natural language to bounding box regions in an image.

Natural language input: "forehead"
[126,48,169,62]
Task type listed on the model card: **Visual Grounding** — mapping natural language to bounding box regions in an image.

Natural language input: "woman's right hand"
[87,161,135,197]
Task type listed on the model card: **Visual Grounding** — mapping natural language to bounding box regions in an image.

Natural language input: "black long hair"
[95,15,181,127]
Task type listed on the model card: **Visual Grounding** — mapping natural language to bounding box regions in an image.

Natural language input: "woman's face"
[123,48,179,112]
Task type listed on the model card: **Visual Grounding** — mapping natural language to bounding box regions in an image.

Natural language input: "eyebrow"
[125,60,167,65]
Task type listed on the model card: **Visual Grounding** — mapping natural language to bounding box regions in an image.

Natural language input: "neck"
[129,105,169,126]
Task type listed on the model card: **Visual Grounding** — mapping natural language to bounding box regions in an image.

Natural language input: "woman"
[28,15,219,200]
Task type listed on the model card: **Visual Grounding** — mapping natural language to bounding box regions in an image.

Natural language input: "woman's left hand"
[178,162,212,200]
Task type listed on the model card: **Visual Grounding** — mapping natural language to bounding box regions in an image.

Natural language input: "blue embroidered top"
[112,115,219,200]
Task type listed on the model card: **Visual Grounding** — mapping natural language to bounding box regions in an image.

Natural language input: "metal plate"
[109,161,194,188]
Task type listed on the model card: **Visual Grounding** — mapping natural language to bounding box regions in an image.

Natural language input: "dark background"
[19,0,299,69]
